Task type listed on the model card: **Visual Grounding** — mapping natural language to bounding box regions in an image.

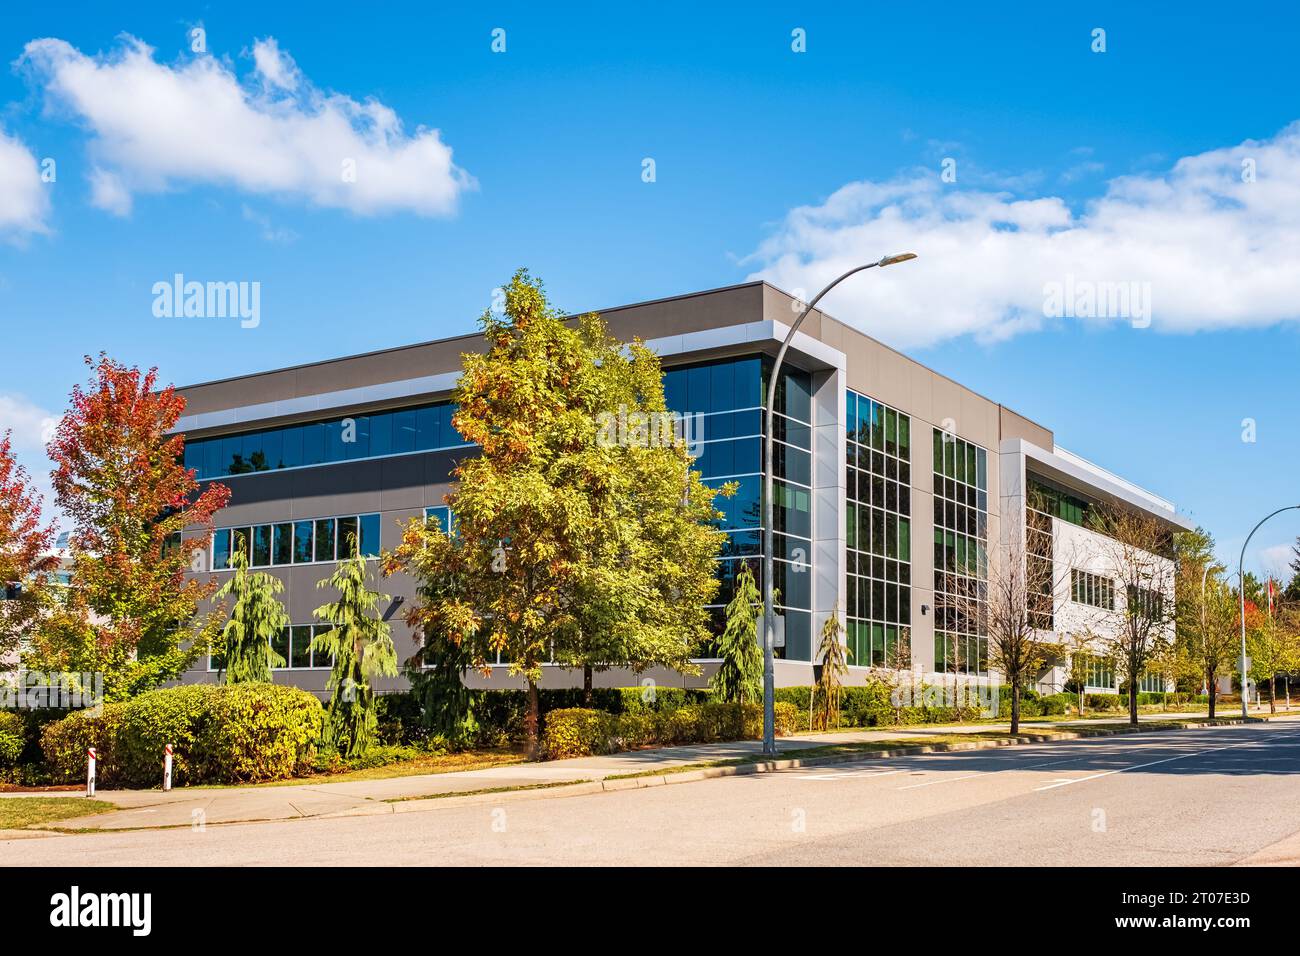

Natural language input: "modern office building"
[175,281,1191,696]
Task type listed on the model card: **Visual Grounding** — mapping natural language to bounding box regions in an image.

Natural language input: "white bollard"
[86,747,96,798]
[163,743,173,791]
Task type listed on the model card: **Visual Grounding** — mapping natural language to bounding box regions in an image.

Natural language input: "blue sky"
[2,2,1299,575]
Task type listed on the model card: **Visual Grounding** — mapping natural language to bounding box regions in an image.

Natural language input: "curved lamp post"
[1237,505,1300,717]
[761,253,917,755]
[1200,561,1223,697]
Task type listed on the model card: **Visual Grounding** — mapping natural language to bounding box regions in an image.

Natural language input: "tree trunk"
[525,679,540,759]
[1128,683,1138,726]
[1270,674,1277,714]
[583,665,593,708]
[1208,673,1217,719]
[1010,681,1021,735]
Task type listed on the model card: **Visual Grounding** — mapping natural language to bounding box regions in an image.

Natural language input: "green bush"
[1085,693,1124,711]
[41,683,324,787]
[542,700,802,759]
[0,711,24,767]
[542,708,617,759]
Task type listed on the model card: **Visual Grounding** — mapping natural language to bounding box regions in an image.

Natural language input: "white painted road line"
[1033,731,1300,791]
[896,772,986,791]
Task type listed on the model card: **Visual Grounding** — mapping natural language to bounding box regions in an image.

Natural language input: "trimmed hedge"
[41,683,323,787]
[542,701,801,759]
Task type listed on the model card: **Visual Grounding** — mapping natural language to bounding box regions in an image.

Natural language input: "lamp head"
[878,252,918,267]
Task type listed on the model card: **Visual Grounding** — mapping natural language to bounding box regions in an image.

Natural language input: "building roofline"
[173,280,771,392]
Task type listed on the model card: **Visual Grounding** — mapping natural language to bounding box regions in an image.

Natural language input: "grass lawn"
[0,797,114,829]
[188,746,529,790]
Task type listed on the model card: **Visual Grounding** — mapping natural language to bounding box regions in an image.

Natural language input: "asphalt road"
[5,720,1300,866]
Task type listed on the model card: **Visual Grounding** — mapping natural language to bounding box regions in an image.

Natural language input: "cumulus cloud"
[20,35,476,217]
[745,123,1300,349]
[0,126,49,237]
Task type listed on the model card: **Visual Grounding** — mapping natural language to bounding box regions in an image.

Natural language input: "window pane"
[212,529,231,570]
[393,409,417,453]
[311,625,334,668]
[416,406,438,450]
[337,516,359,556]
[370,412,393,457]
[270,627,289,669]
[252,525,272,566]
[272,523,293,565]
[231,528,252,563]
[292,625,313,669]
[314,519,336,562]
[323,420,346,462]
[302,422,325,466]
[293,521,314,563]
[359,513,381,556]
[280,426,303,469]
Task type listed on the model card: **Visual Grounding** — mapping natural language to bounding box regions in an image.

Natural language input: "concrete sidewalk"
[5,709,1289,833]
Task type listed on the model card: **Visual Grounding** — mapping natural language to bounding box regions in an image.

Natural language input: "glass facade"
[845,390,912,668]
[212,512,381,570]
[933,430,989,675]
[1028,477,1091,527]
[662,355,814,660]
[184,401,471,480]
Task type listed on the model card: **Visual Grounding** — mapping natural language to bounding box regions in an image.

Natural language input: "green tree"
[313,546,398,758]
[711,563,763,704]
[1247,600,1300,714]
[214,536,289,683]
[388,269,729,756]
[813,605,850,731]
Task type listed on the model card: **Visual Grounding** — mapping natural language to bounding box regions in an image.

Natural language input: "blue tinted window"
[393,409,417,453]
[663,369,686,412]
[202,439,221,480]
[734,359,761,407]
[344,416,368,460]
[293,521,314,563]
[710,362,735,413]
[261,429,283,470]
[302,423,324,466]
[416,406,438,450]
[686,365,710,414]
[359,513,381,556]
[212,529,231,570]
[370,413,392,457]
[323,420,346,463]
[280,426,302,469]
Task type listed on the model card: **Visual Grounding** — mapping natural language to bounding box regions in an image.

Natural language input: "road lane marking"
[896,772,986,790]
[1033,731,1300,791]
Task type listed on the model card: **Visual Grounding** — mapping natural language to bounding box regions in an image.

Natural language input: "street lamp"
[761,253,918,755]
[1200,561,1223,697]
[1236,506,1300,718]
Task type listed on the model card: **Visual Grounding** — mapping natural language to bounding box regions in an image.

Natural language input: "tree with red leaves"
[0,432,57,664]
[29,355,231,700]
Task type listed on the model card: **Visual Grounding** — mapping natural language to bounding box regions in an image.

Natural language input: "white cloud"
[20,35,476,217]
[0,126,50,237]
[745,122,1300,349]
[0,393,58,453]
[1258,543,1294,580]
[241,203,299,243]
[0,393,60,529]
